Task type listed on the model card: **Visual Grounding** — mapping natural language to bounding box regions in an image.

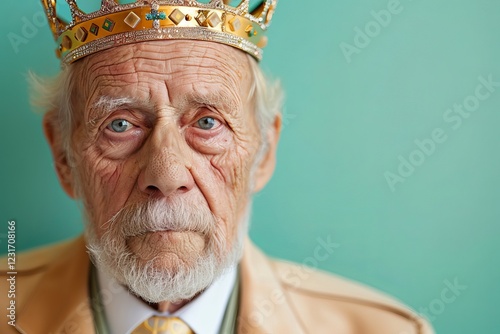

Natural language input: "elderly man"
[1,0,433,333]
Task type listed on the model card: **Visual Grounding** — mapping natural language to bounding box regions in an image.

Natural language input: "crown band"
[42,0,276,65]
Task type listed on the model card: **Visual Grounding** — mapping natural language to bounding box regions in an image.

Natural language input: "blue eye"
[196,117,216,130]
[109,119,132,133]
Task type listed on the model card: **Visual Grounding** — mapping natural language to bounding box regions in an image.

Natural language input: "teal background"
[1,1,499,333]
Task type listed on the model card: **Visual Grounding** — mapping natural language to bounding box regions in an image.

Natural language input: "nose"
[138,126,194,198]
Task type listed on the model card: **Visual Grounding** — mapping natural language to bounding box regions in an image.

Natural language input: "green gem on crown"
[146,11,167,21]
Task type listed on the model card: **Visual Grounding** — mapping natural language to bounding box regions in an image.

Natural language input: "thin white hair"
[29,67,80,159]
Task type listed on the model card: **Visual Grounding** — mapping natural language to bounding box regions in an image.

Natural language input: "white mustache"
[103,198,217,238]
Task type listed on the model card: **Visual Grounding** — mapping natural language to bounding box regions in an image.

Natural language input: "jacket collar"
[238,238,305,333]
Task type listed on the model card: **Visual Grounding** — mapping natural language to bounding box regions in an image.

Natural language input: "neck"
[144,292,201,313]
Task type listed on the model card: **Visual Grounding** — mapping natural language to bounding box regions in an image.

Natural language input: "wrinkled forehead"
[74,40,254,108]
[82,39,249,69]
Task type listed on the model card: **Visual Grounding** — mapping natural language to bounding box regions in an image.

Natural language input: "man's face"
[45,40,279,302]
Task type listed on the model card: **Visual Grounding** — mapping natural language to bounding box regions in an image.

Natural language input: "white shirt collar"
[97,266,237,334]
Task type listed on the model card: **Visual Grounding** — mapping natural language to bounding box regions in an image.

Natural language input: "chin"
[126,230,208,270]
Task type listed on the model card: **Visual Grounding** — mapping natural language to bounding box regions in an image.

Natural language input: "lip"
[128,229,174,237]
[127,229,196,239]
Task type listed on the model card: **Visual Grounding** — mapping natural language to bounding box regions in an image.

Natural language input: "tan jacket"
[0,236,433,334]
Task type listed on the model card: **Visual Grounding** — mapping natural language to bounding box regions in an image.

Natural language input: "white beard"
[85,197,249,303]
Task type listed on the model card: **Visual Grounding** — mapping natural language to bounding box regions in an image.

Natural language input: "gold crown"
[41,0,277,64]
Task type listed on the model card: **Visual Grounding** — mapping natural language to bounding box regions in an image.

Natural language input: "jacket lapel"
[238,238,305,334]
[16,236,95,334]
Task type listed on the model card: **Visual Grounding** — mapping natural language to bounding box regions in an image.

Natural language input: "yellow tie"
[131,316,195,334]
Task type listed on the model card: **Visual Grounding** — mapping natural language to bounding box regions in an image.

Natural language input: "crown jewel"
[41,0,277,65]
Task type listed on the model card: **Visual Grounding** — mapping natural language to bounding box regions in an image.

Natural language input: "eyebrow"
[178,91,241,116]
[86,96,150,125]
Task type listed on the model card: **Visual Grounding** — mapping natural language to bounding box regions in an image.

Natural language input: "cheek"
[192,142,256,235]
[77,148,137,227]
[188,120,259,196]
[211,145,254,198]
[187,125,255,208]
[214,146,255,238]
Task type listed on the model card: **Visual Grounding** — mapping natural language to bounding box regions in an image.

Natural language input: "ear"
[252,114,282,193]
[43,112,77,199]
